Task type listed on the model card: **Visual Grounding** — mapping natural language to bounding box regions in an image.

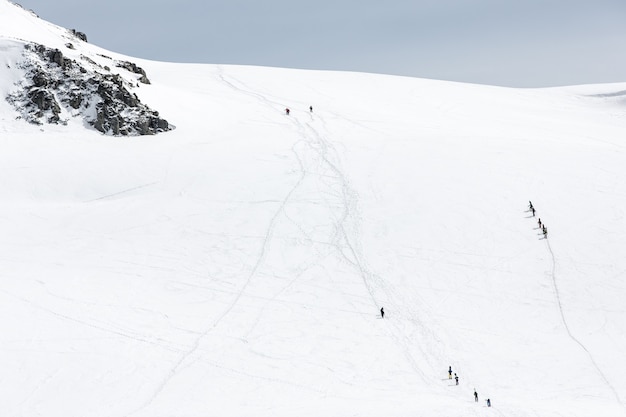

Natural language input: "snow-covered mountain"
[2,1,626,416]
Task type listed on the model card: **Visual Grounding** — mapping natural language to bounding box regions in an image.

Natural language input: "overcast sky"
[14,0,626,87]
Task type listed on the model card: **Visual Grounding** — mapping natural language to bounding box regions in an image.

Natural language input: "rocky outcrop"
[91,73,167,135]
[6,43,171,136]
[69,29,88,42]
[116,60,150,84]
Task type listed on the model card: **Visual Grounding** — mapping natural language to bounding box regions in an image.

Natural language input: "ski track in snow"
[128,67,440,413]
[84,182,159,203]
[126,143,308,415]
[298,118,434,383]
[215,67,382,317]
[127,68,329,415]
[545,239,625,410]
[220,67,452,386]
[4,11,626,412]
[0,289,185,353]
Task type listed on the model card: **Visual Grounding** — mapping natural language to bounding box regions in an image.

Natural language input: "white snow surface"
[2,1,626,416]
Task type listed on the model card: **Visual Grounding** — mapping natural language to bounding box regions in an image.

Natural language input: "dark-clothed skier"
[309,105,313,112]
[380,307,384,318]
[455,373,459,385]
[285,108,290,115]
[538,218,542,228]
[531,206,536,216]
[487,398,491,407]
[448,366,453,379]
[474,390,478,402]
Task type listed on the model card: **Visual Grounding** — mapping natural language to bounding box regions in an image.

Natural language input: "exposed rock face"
[6,43,171,136]
[116,60,150,84]
[70,29,88,42]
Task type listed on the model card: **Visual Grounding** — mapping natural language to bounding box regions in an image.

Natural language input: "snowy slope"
[2,1,626,416]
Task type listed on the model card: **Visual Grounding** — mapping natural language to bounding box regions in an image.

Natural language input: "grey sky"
[14,0,626,87]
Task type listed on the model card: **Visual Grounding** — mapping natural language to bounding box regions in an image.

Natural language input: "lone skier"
[380,307,384,318]
[309,105,313,112]
[486,398,491,407]
[474,390,478,402]
[285,108,290,115]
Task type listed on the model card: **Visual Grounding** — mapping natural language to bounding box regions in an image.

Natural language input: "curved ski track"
[545,239,625,410]
[127,67,439,414]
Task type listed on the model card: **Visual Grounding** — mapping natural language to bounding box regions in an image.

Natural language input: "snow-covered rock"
[6,42,170,135]
[1,1,170,136]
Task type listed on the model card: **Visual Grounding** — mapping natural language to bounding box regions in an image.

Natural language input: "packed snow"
[2,1,626,416]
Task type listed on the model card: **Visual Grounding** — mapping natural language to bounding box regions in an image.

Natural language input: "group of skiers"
[285,106,313,115]
[449,366,492,407]
[448,366,459,385]
[474,389,492,407]
[447,200,550,410]
[474,388,491,407]
[529,201,548,238]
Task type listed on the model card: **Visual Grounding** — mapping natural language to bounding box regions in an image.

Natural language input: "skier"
[543,226,548,239]
[528,201,533,211]
[285,108,290,115]
[486,398,491,407]
[538,218,542,228]
[455,373,459,385]
[448,366,453,379]
[380,307,385,318]
[474,390,478,402]
[531,206,536,217]
[309,105,313,112]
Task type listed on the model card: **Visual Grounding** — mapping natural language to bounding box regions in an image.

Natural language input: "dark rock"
[117,60,145,76]
[117,60,151,84]
[48,49,65,68]
[27,88,61,125]
[8,42,171,136]
[70,29,88,42]
[69,94,82,109]
[32,70,48,87]
[110,116,120,135]
[156,118,169,130]
[93,108,105,133]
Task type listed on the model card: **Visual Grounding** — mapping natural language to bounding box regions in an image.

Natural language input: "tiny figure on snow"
[528,201,533,211]
[285,108,290,115]
[531,206,536,217]
[448,366,453,379]
[474,389,478,402]
[486,398,491,407]
[538,218,542,228]
[455,373,459,385]
[380,307,385,318]
[543,226,548,239]
[309,105,313,112]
